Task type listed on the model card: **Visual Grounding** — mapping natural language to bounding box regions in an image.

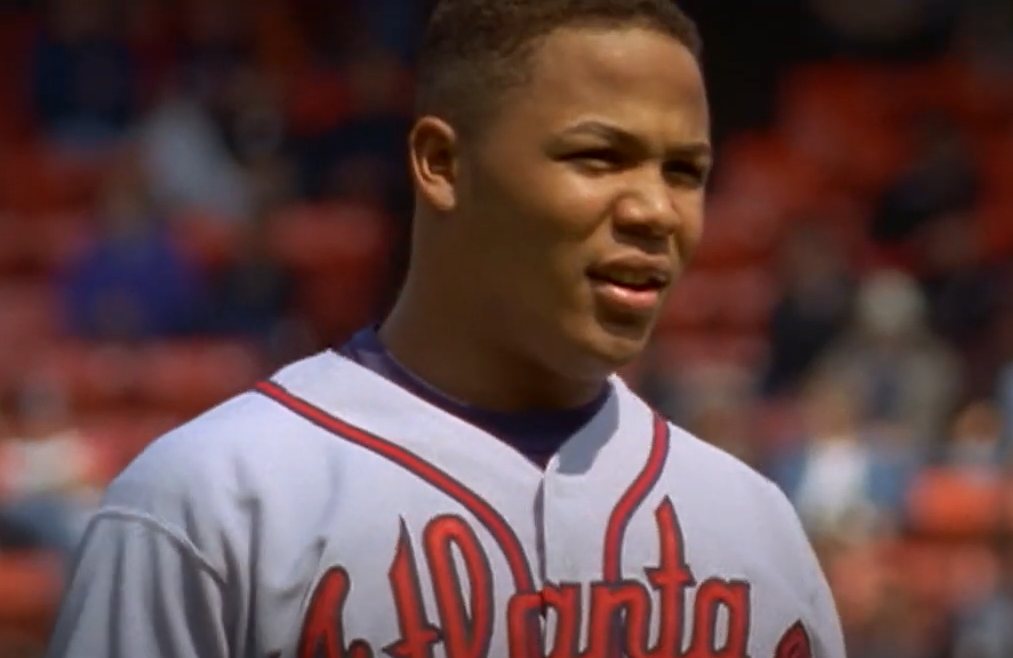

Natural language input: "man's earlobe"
[409,116,459,212]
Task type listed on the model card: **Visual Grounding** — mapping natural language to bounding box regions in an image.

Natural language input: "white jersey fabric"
[46,350,846,658]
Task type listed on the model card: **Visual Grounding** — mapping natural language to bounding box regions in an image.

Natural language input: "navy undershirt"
[335,327,610,467]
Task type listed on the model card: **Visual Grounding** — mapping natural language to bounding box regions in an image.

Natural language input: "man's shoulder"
[665,422,780,501]
[613,379,782,506]
[103,351,371,516]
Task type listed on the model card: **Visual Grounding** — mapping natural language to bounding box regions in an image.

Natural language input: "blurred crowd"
[0,0,1009,656]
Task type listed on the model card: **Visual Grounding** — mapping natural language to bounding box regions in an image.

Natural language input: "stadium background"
[0,0,1010,655]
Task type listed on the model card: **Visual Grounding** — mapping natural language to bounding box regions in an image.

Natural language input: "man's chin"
[587,317,655,370]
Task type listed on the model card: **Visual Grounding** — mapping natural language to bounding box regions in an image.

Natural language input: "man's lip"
[586,256,672,288]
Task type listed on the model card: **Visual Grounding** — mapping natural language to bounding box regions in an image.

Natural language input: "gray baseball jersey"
[46,350,846,658]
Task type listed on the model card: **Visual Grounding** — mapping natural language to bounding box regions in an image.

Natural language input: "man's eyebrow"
[558,120,712,161]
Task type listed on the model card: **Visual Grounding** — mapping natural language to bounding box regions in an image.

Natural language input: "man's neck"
[378,291,605,413]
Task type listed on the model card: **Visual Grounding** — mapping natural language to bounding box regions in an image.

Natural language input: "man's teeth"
[606,272,652,287]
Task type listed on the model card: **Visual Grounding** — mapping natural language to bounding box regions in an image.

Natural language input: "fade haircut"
[416,0,702,137]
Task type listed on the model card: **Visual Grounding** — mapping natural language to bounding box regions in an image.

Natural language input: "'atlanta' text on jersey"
[297,495,808,658]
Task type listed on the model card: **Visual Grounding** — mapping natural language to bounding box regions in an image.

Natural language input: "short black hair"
[416,0,702,136]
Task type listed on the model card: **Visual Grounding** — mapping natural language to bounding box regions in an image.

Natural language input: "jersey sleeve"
[45,511,231,658]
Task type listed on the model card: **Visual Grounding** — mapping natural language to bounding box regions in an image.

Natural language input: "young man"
[46,1,847,657]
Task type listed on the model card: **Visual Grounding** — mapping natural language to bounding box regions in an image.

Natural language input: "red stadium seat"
[28,342,139,413]
[0,217,35,274]
[267,202,394,339]
[134,340,263,415]
[0,281,57,344]
[908,58,1013,127]
[905,468,1005,540]
[0,145,102,216]
[650,330,767,371]
[712,132,831,222]
[0,282,59,394]
[78,410,183,476]
[0,552,62,643]
[713,267,778,331]
[29,212,94,273]
[776,63,912,195]
[267,201,392,275]
[976,197,1013,262]
[884,539,1000,612]
[656,271,722,332]
[169,211,243,272]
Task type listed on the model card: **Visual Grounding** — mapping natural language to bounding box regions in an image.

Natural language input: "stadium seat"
[0,218,34,274]
[776,63,912,195]
[77,410,183,475]
[29,212,93,273]
[267,201,391,275]
[909,58,1013,128]
[0,282,59,395]
[170,211,243,272]
[28,342,139,413]
[0,145,102,216]
[656,271,722,332]
[134,340,263,415]
[713,267,778,331]
[884,539,1000,612]
[905,468,1005,540]
[712,132,830,222]
[0,552,61,643]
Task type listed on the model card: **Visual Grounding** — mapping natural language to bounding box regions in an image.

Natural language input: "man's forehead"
[517,26,709,134]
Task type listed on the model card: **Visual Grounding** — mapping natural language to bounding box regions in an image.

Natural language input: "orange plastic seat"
[906,468,1005,540]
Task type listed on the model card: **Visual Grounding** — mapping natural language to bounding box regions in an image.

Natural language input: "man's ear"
[408,116,459,212]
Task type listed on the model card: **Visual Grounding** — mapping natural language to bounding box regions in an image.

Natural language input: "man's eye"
[569,149,624,169]
[663,160,707,186]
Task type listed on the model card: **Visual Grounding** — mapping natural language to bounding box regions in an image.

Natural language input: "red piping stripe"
[254,380,536,595]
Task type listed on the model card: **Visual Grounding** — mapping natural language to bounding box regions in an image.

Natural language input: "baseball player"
[46,1,847,657]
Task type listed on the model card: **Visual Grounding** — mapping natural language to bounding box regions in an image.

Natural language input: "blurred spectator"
[294,40,412,207]
[354,0,427,63]
[0,380,99,562]
[140,64,291,221]
[816,269,961,449]
[59,151,210,340]
[210,215,295,340]
[1000,323,1013,452]
[916,214,1007,355]
[807,0,960,60]
[177,0,254,103]
[950,530,1013,658]
[941,400,1006,473]
[764,222,856,396]
[673,365,760,467]
[958,0,1013,68]
[767,376,915,542]
[31,0,138,153]
[139,79,256,220]
[871,114,978,245]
